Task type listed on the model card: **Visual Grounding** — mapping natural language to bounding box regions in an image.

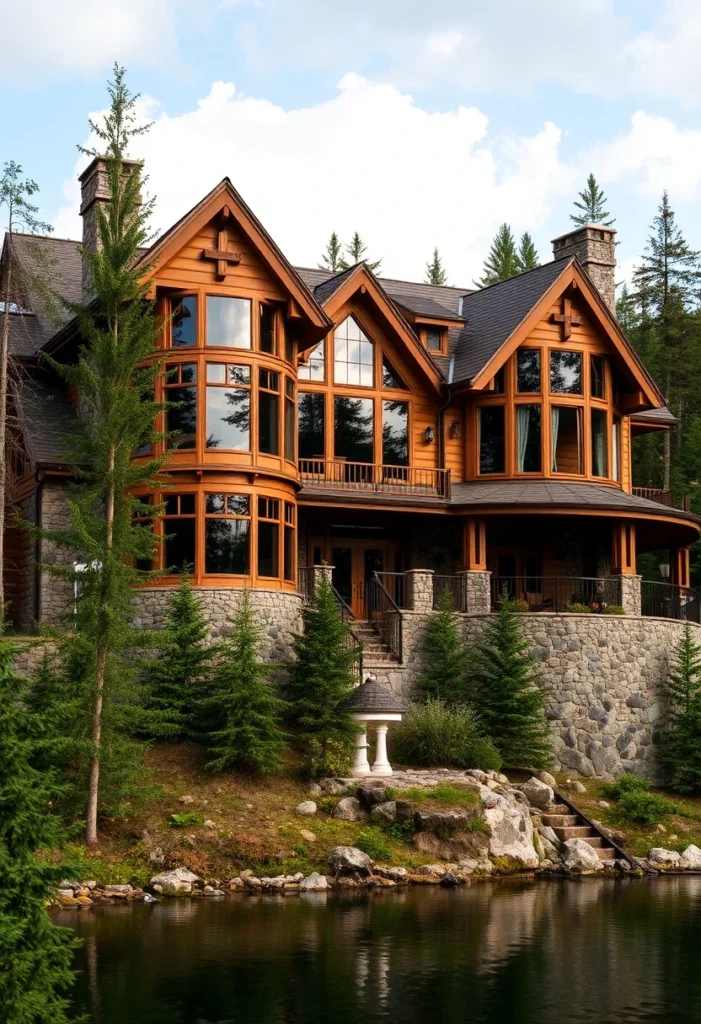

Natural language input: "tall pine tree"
[0,635,83,1023]
[571,173,615,225]
[287,573,358,776]
[517,232,539,272]
[200,591,287,774]
[477,224,521,286]
[659,623,701,793]
[418,587,466,703]
[318,231,343,272]
[469,599,550,769]
[425,247,448,285]
[339,232,382,273]
[42,65,166,845]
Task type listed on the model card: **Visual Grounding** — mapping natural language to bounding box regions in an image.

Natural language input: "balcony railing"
[490,576,622,613]
[298,459,451,499]
[433,574,468,612]
[633,487,691,512]
[641,581,700,623]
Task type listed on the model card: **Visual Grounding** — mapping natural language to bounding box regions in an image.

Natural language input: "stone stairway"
[542,801,616,862]
[353,621,398,665]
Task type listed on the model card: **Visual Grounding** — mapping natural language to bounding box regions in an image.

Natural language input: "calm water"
[56,878,701,1024]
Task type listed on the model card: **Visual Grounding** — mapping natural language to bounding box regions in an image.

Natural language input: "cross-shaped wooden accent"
[201,206,242,281]
[550,296,582,341]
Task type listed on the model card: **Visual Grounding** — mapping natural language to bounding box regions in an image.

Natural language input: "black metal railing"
[432,574,468,611]
[641,581,700,623]
[375,571,411,609]
[297,566,316,604]
[366,572,403,661]
[490,575,623,613]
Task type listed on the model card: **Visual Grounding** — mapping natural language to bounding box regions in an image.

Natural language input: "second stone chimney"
[551,224,617,313]
[79,155,142,296]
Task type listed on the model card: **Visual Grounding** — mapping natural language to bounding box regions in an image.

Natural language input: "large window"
[298,393,325,459]
[163,493,196,573]
[165,363,197,450]
[516,405,541,472]
[551,406,582,473]
[258,497,279,577]
[613,416,621,482]
[550,351,582,394]
[171,296,197,347]
[591,409,608,477]
[284,502,295,582]
[382,356,406,390]
[259,369,280,455]
[334,317,373,386]
[205,363,251,450]
[591,355,606,399]
[260,303,277,354]
[334,396,374,463]
[206,296,251,349]
[284,378,295,461]
[204,493,250,574]
[517,350,540,393]
[298,340,325,381]
[479,406,505,474]
[382,400,409,466]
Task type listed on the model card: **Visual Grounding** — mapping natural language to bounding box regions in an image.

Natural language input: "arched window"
[333,316,374,386]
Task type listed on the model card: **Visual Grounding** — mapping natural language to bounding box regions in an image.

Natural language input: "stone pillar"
[312,564,334,590]
[615,574,641,616]
[461,570,492,614]
[371,724,392,776]
[405,569,434,612]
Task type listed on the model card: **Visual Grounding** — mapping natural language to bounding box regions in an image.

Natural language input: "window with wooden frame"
[259,369,280,455]
[260,302,277,355]
[424,326,446,354]
[258,497,280,577]
[206,296,252,349]
[334,316,374,386]
[298,339,325,381]
[171,296,198,348]
[298,392,325,459]
[204,493,250,575]
[165,362,197,450]
[205,363,251,451]
[479,405,505,474]
[284,502,296,582]
[163,493,196,573]
[284,377,295,461]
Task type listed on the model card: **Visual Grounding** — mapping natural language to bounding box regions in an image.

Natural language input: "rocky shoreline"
[52,769,701,908]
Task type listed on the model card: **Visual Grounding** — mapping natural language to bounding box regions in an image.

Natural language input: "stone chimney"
[79,155,142,296]
[551,224,617,314]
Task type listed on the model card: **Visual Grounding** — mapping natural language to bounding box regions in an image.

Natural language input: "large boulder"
[648,847,680,871]
[562,839,602,873]
[332,797,364,821]
[357,784,392,810]
[299,872,328,891]
[370,801,397,824]
[480,787,539,868]
[328,846,372,875]
[680,845,701,870]
[413,830,489,862]
[150,868,202,894]
[295,801,317,816]
[521,776,554,811]
[413,810,474,834]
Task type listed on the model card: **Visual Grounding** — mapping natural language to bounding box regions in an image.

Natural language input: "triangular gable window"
[382,355,407,390]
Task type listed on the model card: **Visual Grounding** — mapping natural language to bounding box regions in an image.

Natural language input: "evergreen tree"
[339,232,382,273]
[418,588,466,702]
[571,173,615,226]
[42,65,165,845]
[659,623,701,793]
[425,247,448,285]
[477,224,521,287]
[517,232,539,272]
[469,598,550,769]
[0,635,83,1022]
[287,573,358,776]
[142,577,212,738]
[201,591,287,774]
[318,231,343,273]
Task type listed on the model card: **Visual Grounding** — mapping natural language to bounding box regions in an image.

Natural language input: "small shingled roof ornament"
[341,674,406,777]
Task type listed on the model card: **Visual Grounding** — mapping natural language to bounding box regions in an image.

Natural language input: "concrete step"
[541,814,578,828]
[553,825,594,841]
[548,803,571,815]
[580,836,605,849]
[596,848,616,861]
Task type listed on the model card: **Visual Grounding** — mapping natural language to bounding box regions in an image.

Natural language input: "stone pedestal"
[461,570,492,614]
[615,574,641,616]
[406,569,434,612]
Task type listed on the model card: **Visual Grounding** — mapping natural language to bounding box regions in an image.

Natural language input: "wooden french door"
[313,539,396,619]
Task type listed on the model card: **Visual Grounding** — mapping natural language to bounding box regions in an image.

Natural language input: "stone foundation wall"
[39,480,76,625]
[371,610,701,781]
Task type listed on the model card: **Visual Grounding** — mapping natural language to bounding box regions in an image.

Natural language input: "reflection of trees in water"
[60,880,701,1023]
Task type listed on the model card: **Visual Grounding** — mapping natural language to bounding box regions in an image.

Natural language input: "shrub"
[169,812,203,828]
[605,605,626,615]
[390,698,502,770]
[567,603,591,614]
[601,773,650,801]
[602,774,677,825]
[355,828,393,863]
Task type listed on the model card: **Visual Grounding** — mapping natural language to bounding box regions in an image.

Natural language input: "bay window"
[206,296,251,348]
[205,364,251,450]
[613,416,621,482]
[163,493,196,573]
[284,378,295,461]
[165,363,197,450]
[284,502,295,582]
[516,404,541,472]
[590,355,606,399]
[171,296,197,347]
[258,369,280,455]
[591,409,608,477]
[551,406,582,474]
[517,350,540,393]
[204,493,250,574]
[550,351,582,394]
[258,497,279,577]
[260,303,277,354]
[479,406,505,474]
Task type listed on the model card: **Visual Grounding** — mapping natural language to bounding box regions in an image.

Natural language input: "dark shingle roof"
[7,235,82,357]
[631,407,678,426]
[18,379,78,466]
[295,267,470,318]
[388,293,464,321]
[452,260,572,385]
[340,680,406,713]
[311,263,363,304]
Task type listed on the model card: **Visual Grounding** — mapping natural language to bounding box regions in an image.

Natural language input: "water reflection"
[57,878,701,1024]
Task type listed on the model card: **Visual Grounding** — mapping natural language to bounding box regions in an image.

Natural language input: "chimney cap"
[551,223,617,247]
[78,154,143,183]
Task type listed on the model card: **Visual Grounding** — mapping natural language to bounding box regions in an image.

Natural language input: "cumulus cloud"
[53,76,574,283]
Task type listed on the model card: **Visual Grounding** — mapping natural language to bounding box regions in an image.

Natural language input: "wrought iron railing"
[366,572,403,661]
[490,575,623,613]
[432,574,467,612]
[297,566,315,604]
[375,571,411,609]
[633,487,691,513]
[298,459,451,498]
[641,581,700,623]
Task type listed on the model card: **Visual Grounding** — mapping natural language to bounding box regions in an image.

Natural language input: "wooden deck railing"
[633,487,691,512]
[298,459,451,499]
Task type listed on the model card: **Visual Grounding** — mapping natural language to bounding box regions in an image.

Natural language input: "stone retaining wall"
[371,611,701,781]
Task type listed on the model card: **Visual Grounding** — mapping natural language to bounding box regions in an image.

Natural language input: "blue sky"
[3,0,701,286]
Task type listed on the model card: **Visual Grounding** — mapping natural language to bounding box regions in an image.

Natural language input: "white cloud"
[53,76,575,284]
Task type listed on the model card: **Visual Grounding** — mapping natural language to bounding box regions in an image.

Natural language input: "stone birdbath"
[341,676,405,777]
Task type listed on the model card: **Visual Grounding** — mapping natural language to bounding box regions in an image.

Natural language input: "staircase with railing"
[365,572,403,662]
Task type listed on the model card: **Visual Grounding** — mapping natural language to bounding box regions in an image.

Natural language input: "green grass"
[392,783,479,807]
[169,812,204,828]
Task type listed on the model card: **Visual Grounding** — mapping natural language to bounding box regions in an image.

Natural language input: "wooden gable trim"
[320,265,444,396]
[467,261,663,409]
[136,179,331,340]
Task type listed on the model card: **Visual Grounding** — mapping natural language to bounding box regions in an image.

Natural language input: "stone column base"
[460,570,492,614]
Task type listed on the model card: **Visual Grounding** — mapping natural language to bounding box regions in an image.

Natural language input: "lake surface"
[56,878,701,1024]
